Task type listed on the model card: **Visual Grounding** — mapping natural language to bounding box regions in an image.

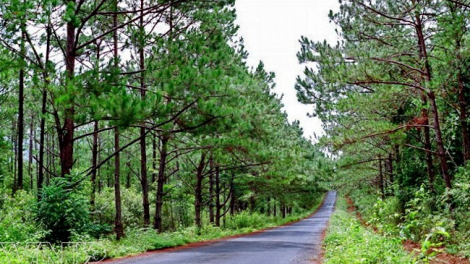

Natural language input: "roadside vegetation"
[323,197,414,264]
[0,192,325,263]
[296,0,470,262]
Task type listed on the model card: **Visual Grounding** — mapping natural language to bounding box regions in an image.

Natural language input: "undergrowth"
[323,197,415,264]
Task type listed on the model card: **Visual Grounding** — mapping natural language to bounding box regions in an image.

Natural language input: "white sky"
[235,0,340,141]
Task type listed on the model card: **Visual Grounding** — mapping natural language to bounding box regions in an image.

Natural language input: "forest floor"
[345,197,469,264]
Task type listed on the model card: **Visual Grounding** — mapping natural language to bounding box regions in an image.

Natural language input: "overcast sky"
[235,0,340,141]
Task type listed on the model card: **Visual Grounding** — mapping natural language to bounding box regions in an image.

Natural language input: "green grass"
[323,197,415,264]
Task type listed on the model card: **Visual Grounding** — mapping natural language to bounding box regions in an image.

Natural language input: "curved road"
[106,191,336,264]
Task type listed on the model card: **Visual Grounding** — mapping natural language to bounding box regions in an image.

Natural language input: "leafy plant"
[36,174,107,243]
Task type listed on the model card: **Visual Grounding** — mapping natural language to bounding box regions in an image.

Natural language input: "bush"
[37,175,104,243]
[368,197,402,235]
[226,211,267,229]
[399,186,454,243]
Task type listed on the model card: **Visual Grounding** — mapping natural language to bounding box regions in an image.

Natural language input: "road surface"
[106,191,336,264]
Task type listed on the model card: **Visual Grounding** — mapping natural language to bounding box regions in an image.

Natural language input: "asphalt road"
[106,191,337,264]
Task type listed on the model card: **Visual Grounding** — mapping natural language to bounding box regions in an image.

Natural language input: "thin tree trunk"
[12,120,18,193]
[429,93,452,189]
[422,108,435,192]
[230,172,236,216]
[458,72,470,162]
[388,152,394,186]
[267,197,271,216]
[154,136,168,232]
[113,1,124,239]
[379,156,384,199]
[139,0,150,227]
[91,121,99,208]
[215,166,221,227]
[126,157,131,189]
[152,133,157,183]
[38,25,51,198]
[114,128,124,240]
[209,154,214,224]
[16,28,26,193]
[45,132,50,186]
[29,117,33,190]
[195,152,207,229]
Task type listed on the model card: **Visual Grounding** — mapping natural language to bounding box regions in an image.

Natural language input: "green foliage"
[0,190,45,242]
[226,211,269,229]
[448,165,470,257]
[323,197,415,264]
[94,187,146,228]
[37,175,108,243]
[399,187,454,244]
[367,197,402,235]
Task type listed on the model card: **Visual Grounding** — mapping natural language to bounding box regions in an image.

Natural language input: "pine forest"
[0,0,469,263]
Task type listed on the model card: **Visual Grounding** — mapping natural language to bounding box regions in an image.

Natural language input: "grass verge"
[322,196,415,264]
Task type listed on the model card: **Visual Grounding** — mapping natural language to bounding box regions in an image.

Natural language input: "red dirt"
[345,196,378,232]
[346,196,469,264]
[402,240,470,264]
[99,194,329,263]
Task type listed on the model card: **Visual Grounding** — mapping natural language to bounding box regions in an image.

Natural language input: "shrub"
[37,174,100,243]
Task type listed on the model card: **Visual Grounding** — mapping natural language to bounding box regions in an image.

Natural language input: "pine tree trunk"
[388,153,394,187]
[12,120,17,193]
[215,166,221,227]
[429,93,452,189]
[113,2,124,239]
[209,154,214,224]
[38,88,46,196]
[195,152,207,229]
[60,11,76,177]
[114,128,124,240]
[28,117,33,190]
[458,74,470,163]
[126,156,131,189]
[38,25,50,198]
[415,13,448,189]
[154,136,168,232]
[91,121,99,209]
[379,156,384,199]
[17,63,24,191]
[16,29,25,193]
[152,133,157,183]
[422,108,435,192]
[267,197,271,216]
[139,0,150,227]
